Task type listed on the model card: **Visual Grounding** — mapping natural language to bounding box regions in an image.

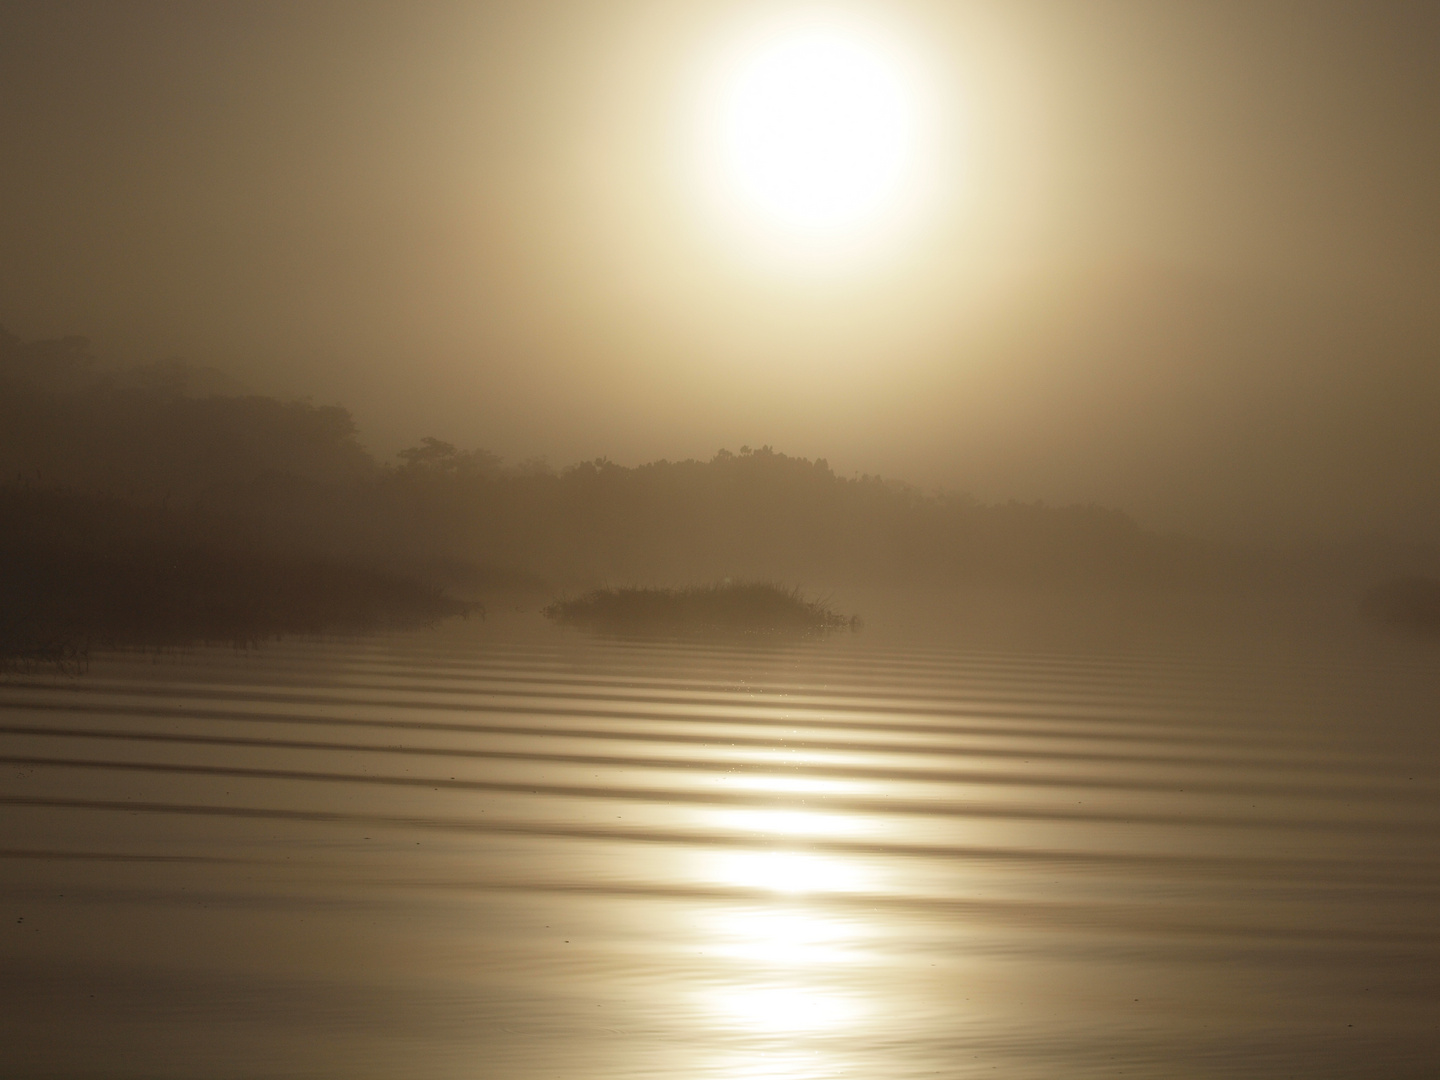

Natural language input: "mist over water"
[3,599,1437,1078]
[5,3,1440,1074]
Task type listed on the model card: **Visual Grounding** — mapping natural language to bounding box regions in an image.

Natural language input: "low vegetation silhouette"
[544,582,853,636]
[0,487,469,669]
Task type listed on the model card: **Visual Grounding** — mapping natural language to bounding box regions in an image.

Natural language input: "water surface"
[2,603,1438,1077]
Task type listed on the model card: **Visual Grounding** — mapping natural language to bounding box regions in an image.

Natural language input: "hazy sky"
[3,1,1438,542]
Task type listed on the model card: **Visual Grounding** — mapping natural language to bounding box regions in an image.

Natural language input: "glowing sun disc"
[707,16,923,242]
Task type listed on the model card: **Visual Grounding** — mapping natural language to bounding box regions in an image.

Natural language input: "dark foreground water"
[2,600,1438,1078]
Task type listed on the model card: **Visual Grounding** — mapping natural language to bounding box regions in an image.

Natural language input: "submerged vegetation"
[544,582,853,635]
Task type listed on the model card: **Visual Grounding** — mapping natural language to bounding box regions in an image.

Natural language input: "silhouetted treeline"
[1,329,468,660]
[0,485,468,665]
[1,327,371,497]
[359,442,1226,589]
[4,325,1429,611]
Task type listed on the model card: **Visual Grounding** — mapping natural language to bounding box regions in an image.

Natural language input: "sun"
[698,13,928,258]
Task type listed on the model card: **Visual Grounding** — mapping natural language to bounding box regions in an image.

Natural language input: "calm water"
[2,601,1438,1078]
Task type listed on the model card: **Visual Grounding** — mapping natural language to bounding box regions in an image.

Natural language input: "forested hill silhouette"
[4,324,1429,658]
[365,441,1215,589]
[1,326,1216,592]
[1,326,370,496]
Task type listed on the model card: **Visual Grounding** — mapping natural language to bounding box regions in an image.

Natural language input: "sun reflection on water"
[700,907,857,964]
[708,984,863,1032]
[708,807,863,837]
[687,772,879,1077]
[719,773,863,796]
[700,1049,846,1080]
[710,849,865,895]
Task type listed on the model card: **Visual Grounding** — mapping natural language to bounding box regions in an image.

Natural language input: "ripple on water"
[1,617,1438,1078]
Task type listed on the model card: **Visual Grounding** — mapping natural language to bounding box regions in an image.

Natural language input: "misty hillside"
[0,327,1208,590]
[1,327,372,495]
[4,327,1431,601]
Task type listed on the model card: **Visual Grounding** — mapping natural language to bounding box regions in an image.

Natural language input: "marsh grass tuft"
[543,581,854,636]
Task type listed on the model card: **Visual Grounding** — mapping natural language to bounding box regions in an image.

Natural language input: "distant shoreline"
[5,321,1439,662]
[0,544,472,670]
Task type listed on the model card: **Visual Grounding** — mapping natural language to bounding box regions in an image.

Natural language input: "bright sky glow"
[698,13,930,259]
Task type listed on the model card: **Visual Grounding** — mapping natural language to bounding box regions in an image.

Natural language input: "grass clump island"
[543,581,855,635]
